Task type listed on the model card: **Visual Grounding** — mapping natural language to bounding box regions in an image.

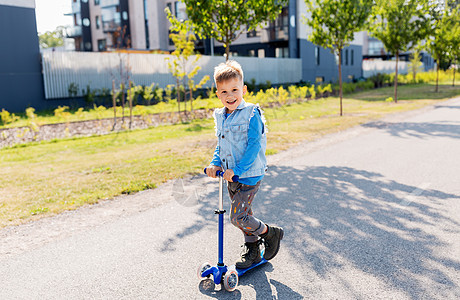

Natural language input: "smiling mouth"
[227,99,237,105]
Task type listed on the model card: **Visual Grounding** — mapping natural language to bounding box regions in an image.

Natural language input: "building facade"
[66,0,363,83]
[0,0,47,112]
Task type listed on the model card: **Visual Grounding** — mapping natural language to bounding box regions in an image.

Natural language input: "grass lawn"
[1,83,459,227]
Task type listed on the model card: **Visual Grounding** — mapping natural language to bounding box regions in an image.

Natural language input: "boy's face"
[216,77,247,114]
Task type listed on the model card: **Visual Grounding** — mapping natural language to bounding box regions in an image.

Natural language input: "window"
[315,47,320,65]
[98,39,106,51]
[351,49,354,65]
[345,49,348,65]
[258,49,265,58]
[174,1,187,20]
[94,0,100,5]
[96,16,100,29]
[247,26,260,38]
[82,18,90,27]
[275,47,289,58]
[315,76,324,83]
[248,50,255,57]
[368,39,385,55]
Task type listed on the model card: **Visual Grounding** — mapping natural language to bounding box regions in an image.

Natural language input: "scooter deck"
[234,250,268,277]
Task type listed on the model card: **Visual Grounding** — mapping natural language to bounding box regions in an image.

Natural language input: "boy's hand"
[206,165,222,178]
[223,169,235,182]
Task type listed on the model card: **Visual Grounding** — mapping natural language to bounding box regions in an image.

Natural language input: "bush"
[368,73,391,88]
[1,109,20,126]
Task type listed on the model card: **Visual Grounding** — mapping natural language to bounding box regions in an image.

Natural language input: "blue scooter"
[197,169,268,292]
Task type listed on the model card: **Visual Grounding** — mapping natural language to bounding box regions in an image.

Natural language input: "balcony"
[100,0,119,8]
[66,26,82,38]
[261,25,289,43]
[102,19,122,33]
[71,1,81,13]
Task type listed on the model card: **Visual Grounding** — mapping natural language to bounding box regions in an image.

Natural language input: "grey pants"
[227,181,265,243]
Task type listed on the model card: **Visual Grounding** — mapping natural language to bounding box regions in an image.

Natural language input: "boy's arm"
[210,144,221,167]
[232,108,263,176]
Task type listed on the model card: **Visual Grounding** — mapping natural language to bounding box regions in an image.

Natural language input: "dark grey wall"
[299,39,363,84]
[0,4,47,113]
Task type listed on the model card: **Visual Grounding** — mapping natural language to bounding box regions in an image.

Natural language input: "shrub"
[317,84,332,97]
[307,85,316,99]
[0,109,20,126]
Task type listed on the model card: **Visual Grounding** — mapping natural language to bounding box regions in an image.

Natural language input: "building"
[66,0,363,84]
[356,31,435,72]
[0,0,47,112]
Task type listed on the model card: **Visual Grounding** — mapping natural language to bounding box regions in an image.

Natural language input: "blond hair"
[213,60,244,85]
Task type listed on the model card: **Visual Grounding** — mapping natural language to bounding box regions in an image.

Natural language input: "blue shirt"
[211,108,264,185]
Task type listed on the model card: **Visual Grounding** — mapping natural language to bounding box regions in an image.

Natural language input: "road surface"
[1,97,459,299]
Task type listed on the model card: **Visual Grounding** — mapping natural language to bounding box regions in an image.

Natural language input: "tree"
[303,0,373,116]
[370,0,431,102]
[38,26,65,49]
[408,44,423,83]
[165,8,209,118]
[426,5,456,92]
[444,6,460,86]
[182,0,287,60]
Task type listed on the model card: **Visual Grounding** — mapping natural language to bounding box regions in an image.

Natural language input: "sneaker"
[260,225,284,260]
[235,241,261,269]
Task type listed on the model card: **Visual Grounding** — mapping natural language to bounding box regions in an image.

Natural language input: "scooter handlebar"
[203,168,239,182]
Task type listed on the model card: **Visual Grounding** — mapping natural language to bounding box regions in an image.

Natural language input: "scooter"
[197,168,268,292]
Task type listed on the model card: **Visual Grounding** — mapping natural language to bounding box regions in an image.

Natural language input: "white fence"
[363,60,427,78]
[41,52,302,99]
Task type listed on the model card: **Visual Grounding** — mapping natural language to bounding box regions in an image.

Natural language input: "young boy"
[206,60,284,268]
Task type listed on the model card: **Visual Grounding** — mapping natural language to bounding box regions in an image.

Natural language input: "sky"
[35,0,72,34]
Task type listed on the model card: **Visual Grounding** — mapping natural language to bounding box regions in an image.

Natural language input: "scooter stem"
[218,176,225,266]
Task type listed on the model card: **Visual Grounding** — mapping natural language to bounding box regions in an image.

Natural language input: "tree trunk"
[176,79,181,122]
[225,44,230,61]
[394,52,399,103]
[129,81,133,129]
[190,87,193,115]
[436,62,439,92]
[338,49,343,116]
[121,83,125,124]
[112,80,117,131]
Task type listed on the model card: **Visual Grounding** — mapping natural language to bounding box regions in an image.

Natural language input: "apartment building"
[66,0,363,83]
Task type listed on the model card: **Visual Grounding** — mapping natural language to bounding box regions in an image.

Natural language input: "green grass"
[1,83,459,227]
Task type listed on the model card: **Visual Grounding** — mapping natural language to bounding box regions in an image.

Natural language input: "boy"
[206,60,284,269]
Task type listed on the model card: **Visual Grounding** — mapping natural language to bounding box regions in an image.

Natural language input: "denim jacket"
[213,100,267,178]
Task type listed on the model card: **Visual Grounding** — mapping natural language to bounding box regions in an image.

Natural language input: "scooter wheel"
[197,262,212,280]
[223,269,239,292]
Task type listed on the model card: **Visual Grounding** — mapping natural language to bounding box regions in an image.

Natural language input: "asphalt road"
[1,98,460,299]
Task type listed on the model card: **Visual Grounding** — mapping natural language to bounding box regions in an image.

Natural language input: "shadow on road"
[162,165,460,298]
[260,166,460,299]
[363,121,460,139]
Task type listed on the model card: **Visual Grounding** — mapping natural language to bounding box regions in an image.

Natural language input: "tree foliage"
[182,0,287,60]
[427,4,460,90]
[165,8,210,117]
[370,0,431,102]
[303,0,373,116]
[38,26,65,49]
